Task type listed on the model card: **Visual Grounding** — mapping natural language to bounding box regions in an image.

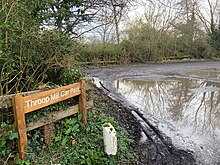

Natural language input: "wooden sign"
[23,83,81,113]
[12,80,87,159]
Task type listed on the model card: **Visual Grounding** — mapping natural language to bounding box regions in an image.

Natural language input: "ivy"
[0,122,18,158]
[29,109,137,164]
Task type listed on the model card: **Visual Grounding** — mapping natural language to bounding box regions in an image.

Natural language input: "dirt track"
[83,61,220,165]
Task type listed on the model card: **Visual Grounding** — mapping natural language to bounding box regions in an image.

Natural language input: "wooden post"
[79,80,87,125]
[12,94,27,159]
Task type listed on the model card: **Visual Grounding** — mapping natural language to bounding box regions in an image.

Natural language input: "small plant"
[15,158,31,165]
[61,69,85,85]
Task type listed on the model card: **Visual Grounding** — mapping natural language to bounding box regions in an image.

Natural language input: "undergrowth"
[0,68,138,164]
[1,96,138,165]
[21,89,138,165]
[29,109,137,164]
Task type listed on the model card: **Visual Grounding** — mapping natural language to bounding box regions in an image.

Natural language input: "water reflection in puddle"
[115,77,220,139]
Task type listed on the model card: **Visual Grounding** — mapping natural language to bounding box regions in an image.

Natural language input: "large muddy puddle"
[85,62,220,164]
[115,77,220,143]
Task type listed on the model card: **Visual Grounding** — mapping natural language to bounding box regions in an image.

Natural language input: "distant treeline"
[79,21,219,64]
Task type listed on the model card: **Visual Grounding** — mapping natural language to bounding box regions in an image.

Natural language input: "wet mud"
[95,87,196,165]
[83,61,220,164]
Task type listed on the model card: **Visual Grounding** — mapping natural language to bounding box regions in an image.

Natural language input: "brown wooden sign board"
[12,80,87,159]
[23,83,81,113]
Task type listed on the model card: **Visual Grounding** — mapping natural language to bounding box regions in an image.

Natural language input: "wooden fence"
[0,77,93,160]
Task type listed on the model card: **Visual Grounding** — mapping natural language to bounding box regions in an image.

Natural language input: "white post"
[103,123,117,155]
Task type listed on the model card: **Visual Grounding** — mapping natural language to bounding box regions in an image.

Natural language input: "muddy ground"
[95,87,196,165]
[83,61,220,165]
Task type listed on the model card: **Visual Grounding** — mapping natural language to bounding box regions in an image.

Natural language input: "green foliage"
[31,109,136,165]
[0,122,18,157]
[33,0,109,35]
[124,21,174,62]
[15,158,31,165]
[0,0,84,95]
[80,41,124,65]
[1,29,81,94]
[209,27,220,57]
[61,69,85,86]
[45,68,84,88]
[26,129,45,161]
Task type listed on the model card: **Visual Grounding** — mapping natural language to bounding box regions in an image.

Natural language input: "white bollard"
[103,123,117,155]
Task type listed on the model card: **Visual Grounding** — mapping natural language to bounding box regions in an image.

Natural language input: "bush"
[1,30,81,94]
[45,68,85,86]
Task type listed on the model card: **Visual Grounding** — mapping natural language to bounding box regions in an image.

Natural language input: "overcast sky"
[84,0,220,42]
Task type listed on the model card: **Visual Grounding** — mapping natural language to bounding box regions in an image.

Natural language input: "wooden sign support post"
[12,94,27,159]
[12,81,87,159]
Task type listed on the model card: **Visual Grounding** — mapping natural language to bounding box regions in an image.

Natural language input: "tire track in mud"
[132,110,195,165]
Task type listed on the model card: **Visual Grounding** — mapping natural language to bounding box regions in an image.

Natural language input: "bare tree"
[196,0,220,34]
[89,0,133,44]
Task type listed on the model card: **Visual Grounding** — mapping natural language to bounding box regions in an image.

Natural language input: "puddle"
[115,77,220,141]
[186,71,220,79]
